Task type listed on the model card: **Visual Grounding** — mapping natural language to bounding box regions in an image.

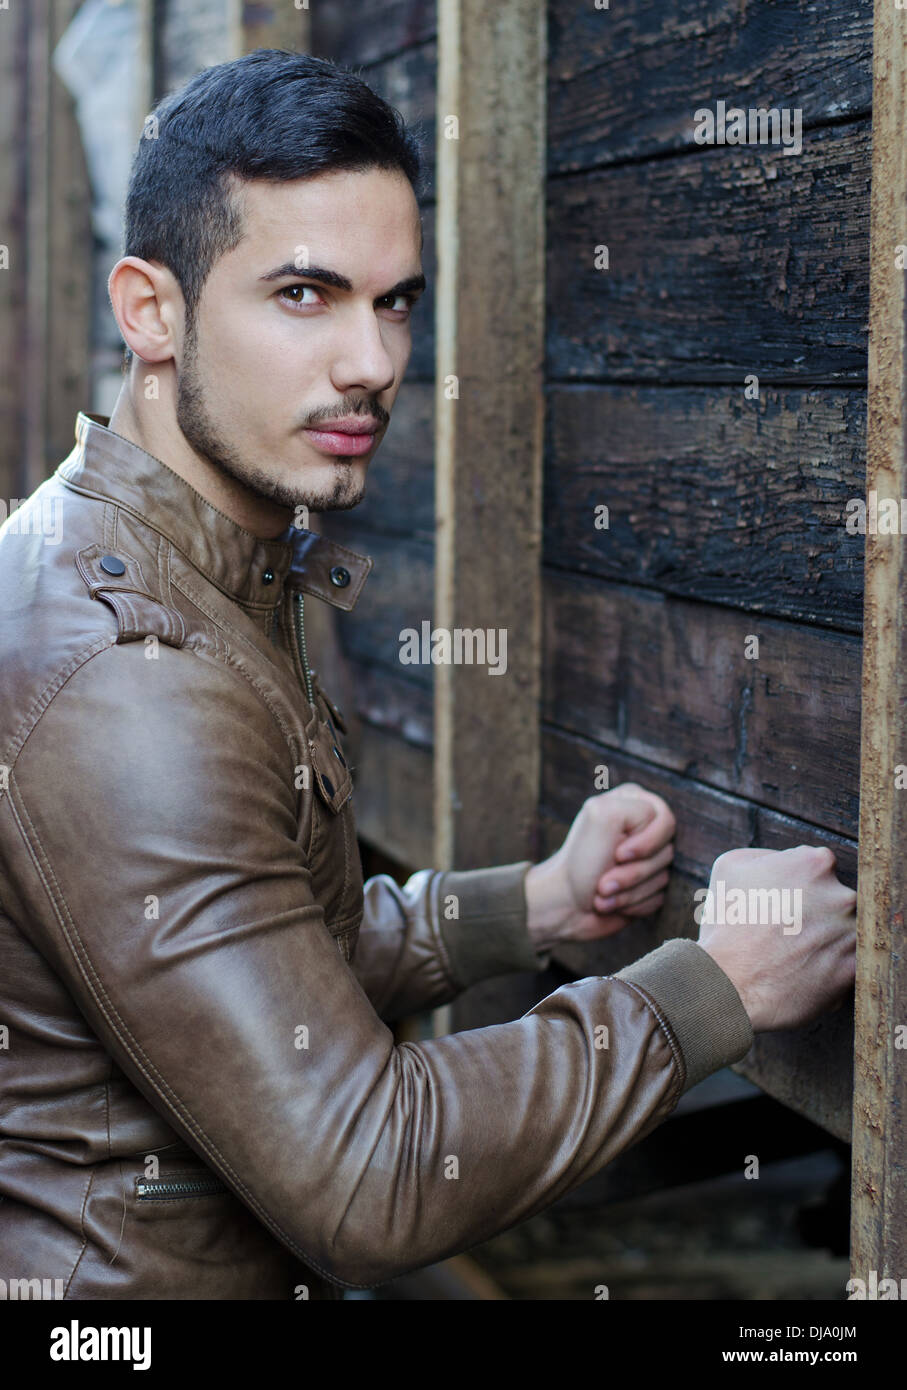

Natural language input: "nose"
[329,303,398,397]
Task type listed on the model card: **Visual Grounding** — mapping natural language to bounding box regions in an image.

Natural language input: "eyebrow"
[259,263,427,298]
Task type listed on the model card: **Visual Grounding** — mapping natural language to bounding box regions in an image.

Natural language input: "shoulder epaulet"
[75,545,186,649]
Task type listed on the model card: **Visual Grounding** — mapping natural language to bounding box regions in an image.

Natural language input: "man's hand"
[524,784,676,952]
[696,845,857,1032]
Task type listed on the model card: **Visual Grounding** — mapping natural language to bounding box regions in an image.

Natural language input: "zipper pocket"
[135,1174,227,1201]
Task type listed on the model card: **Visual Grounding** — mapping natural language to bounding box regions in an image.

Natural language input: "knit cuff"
[435,861,552,991]
[614,938,755,1093]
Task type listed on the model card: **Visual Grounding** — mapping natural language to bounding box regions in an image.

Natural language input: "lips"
[312,417,382,435]
[303,423,379,458]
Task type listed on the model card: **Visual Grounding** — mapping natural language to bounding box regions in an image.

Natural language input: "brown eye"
[280,284,320,306]
[379,294,414,315]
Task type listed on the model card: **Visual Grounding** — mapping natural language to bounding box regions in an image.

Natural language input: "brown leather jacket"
[0,413,754,1300]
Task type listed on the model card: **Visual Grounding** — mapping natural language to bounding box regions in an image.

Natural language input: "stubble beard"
[175,320,367,515]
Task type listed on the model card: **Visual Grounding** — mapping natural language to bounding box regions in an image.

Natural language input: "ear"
[107,256,184,365]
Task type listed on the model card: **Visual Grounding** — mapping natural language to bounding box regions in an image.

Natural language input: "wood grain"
[851,0,907,1287]
[544,385,866,630]
[543,569,861,836]
[547,120,870,384]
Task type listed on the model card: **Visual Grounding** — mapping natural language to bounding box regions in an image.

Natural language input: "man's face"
[174,166,424,515]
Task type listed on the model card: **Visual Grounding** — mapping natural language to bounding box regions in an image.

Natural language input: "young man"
[0,50,856,1300]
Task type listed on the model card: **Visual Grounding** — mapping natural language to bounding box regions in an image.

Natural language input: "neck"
[107,372,294,540]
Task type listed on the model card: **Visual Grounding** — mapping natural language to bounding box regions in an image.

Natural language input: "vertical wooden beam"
[433,0,546,873]
[19,0,91,492]
[46,0,91,469]
[852,0,907,1288]
[0,0,28,500]
[22,0,50,494]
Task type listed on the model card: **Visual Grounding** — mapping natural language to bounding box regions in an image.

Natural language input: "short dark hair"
[121,48,425,353]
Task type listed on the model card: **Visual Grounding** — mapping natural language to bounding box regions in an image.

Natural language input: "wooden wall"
[314,0,872,1141]
[0,0,91,504]
[543,0,871,1140]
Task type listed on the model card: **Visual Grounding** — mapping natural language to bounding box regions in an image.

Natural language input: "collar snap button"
[262,568,275,585]
[329,565,351,588]
[100,555,126,576]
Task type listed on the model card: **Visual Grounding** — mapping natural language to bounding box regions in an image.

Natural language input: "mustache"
[301,407,389,429]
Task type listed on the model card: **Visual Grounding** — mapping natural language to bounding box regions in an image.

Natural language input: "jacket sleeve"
[2,642,754,1291]
[351,861,553,1022]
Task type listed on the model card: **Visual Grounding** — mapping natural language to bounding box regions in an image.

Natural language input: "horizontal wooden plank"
[547,119,870,384]
[544,384,866,630]
[311,0,436,69]
[739,1005,854,1145]
[549,0,872,171]
[538,733,855,884]
[543,571,861,836]
[346,657,433,748]
[351,722,434,865]
[539,725,855,1140]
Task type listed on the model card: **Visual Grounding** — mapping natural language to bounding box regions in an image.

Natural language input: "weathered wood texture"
[547,122,870,385]
[313,0,436,67]
[317,11,874,384]
[850,0,907,1288]
[545,386,866,630]
[432,0,546,870]
[0,0,28,503]
[547,0,872,170]
[0,0,92,500]
[537,3,871,1139]
[543,572,862,837]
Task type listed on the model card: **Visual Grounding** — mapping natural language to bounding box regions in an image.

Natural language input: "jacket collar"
[56,413,372,611]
